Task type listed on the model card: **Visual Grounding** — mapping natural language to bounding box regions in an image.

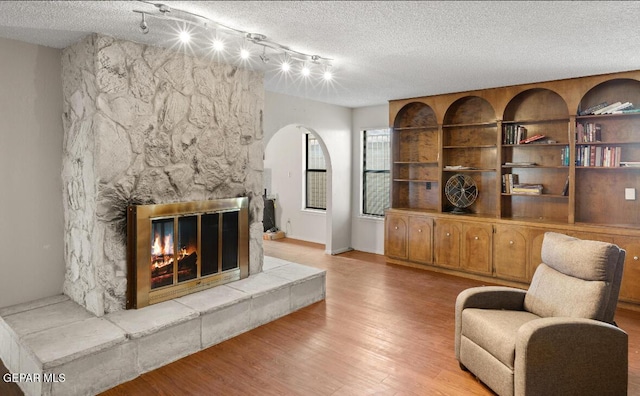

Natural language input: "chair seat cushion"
[461,308,540,369]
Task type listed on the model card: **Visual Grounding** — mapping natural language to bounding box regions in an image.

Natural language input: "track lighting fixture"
[133,1,335,83]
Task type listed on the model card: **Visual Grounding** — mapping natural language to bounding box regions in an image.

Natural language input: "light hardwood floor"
[4,238,640,395]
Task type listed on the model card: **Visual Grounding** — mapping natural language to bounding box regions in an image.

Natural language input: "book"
[562,176,569,196]
[604,102,633,113]
[579,101,608,115]
[512,184,543,195]
[593,101,622,115]
[618,108,640,114]
[519,134,546,144]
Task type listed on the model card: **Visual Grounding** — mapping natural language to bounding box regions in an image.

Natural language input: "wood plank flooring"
[4,237,640,395]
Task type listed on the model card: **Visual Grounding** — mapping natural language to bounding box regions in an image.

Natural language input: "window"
[305,134,326,210]
[363,129,390,216]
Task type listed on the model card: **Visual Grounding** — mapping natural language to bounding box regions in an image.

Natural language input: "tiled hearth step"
[0,257,326,396]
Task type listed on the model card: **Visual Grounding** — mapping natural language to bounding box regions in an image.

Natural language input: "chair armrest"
[455,286,527,359]
[456,286,527,312]
[515,317,628,396]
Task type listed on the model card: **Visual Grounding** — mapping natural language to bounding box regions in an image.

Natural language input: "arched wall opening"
[263,91,353,255]
[264,124,332,250]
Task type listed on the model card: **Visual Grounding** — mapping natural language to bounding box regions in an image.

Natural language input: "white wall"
[351,104,390,254]
[264,91,352,254]
[0,37,65,308]
[264,125,326,243]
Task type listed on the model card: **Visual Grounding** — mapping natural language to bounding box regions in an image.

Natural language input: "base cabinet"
[461,223,492,275]
[386,210,640,308]
[408,217,433,264]
[614,236,640,303]
[493,225,528,282]
[385,214,408,260]
[434,220,461,269]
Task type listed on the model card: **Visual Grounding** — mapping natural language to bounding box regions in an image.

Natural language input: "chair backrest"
[524,232,625,324]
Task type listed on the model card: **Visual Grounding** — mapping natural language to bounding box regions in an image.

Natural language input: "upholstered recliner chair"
[455,232,627,396]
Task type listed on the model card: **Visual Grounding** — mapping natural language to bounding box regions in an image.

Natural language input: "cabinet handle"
[509,240,514,245]
[418,229,422,233]
[446,232,450,237]
[474,236,479,240]
[394,226,398,230]
[635,256,639,261]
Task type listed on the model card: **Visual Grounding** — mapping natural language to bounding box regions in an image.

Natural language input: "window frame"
[362,128,391,217]
[305,133,327,210]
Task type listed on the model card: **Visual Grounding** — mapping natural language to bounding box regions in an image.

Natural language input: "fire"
[152,233,174,256]
[151,232,174,269]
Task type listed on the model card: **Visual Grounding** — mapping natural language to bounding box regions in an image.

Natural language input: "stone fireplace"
[127,198,249,308]
[1,33,327,396]
[61,33,265,316]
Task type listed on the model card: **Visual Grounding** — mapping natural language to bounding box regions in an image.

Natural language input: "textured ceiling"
[1,1,640,108]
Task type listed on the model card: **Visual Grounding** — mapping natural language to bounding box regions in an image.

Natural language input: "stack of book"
[576,122,602,142]
[579,101,637,115]
[503,124,527,144]
[511,184,543,195]
[502,173,518,193]
[560,146,570,166]
[576,145,621,167]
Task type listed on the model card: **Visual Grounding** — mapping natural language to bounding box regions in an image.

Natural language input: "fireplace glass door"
[128,198,249,308]
[149,211,240,291]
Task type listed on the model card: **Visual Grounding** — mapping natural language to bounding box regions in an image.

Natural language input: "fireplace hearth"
[127,198,249,308]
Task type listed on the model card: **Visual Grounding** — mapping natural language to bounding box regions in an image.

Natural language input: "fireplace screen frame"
[127,198,249,309]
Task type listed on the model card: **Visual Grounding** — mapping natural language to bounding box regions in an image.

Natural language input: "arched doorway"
[264,124,334,252]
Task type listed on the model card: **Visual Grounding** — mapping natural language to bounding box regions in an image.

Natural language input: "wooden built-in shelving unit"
[385,70,640,308]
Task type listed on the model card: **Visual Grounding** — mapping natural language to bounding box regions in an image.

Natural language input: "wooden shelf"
[393,126,439,131]
[502,118,569,124]
[502,165,568,169]
[576,141,639,146]
[502,193,568,199]
[394,161,438,165]
[503,143,569,148]
[393,179,438,183]
[442,122,497,128]
[443,145,496,149]
[443,168,496,172]
[577,113,640,120]
[576,166,640,170]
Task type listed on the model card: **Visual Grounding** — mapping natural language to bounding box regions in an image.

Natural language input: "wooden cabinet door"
[461,223,492,275]
[613,236,640,303]
[528,228,547,281]
[385,214,408,259]
[494,225,528,282]
[408,216,433,264]
[434,220,461,269]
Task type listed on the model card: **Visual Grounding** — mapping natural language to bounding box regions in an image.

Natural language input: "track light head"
[139,13,149,34]
[246,33,267,42]
[259,47,270,63]
[156,4,171,14]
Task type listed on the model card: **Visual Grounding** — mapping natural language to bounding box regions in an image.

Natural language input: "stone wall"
[61,34,264,316]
